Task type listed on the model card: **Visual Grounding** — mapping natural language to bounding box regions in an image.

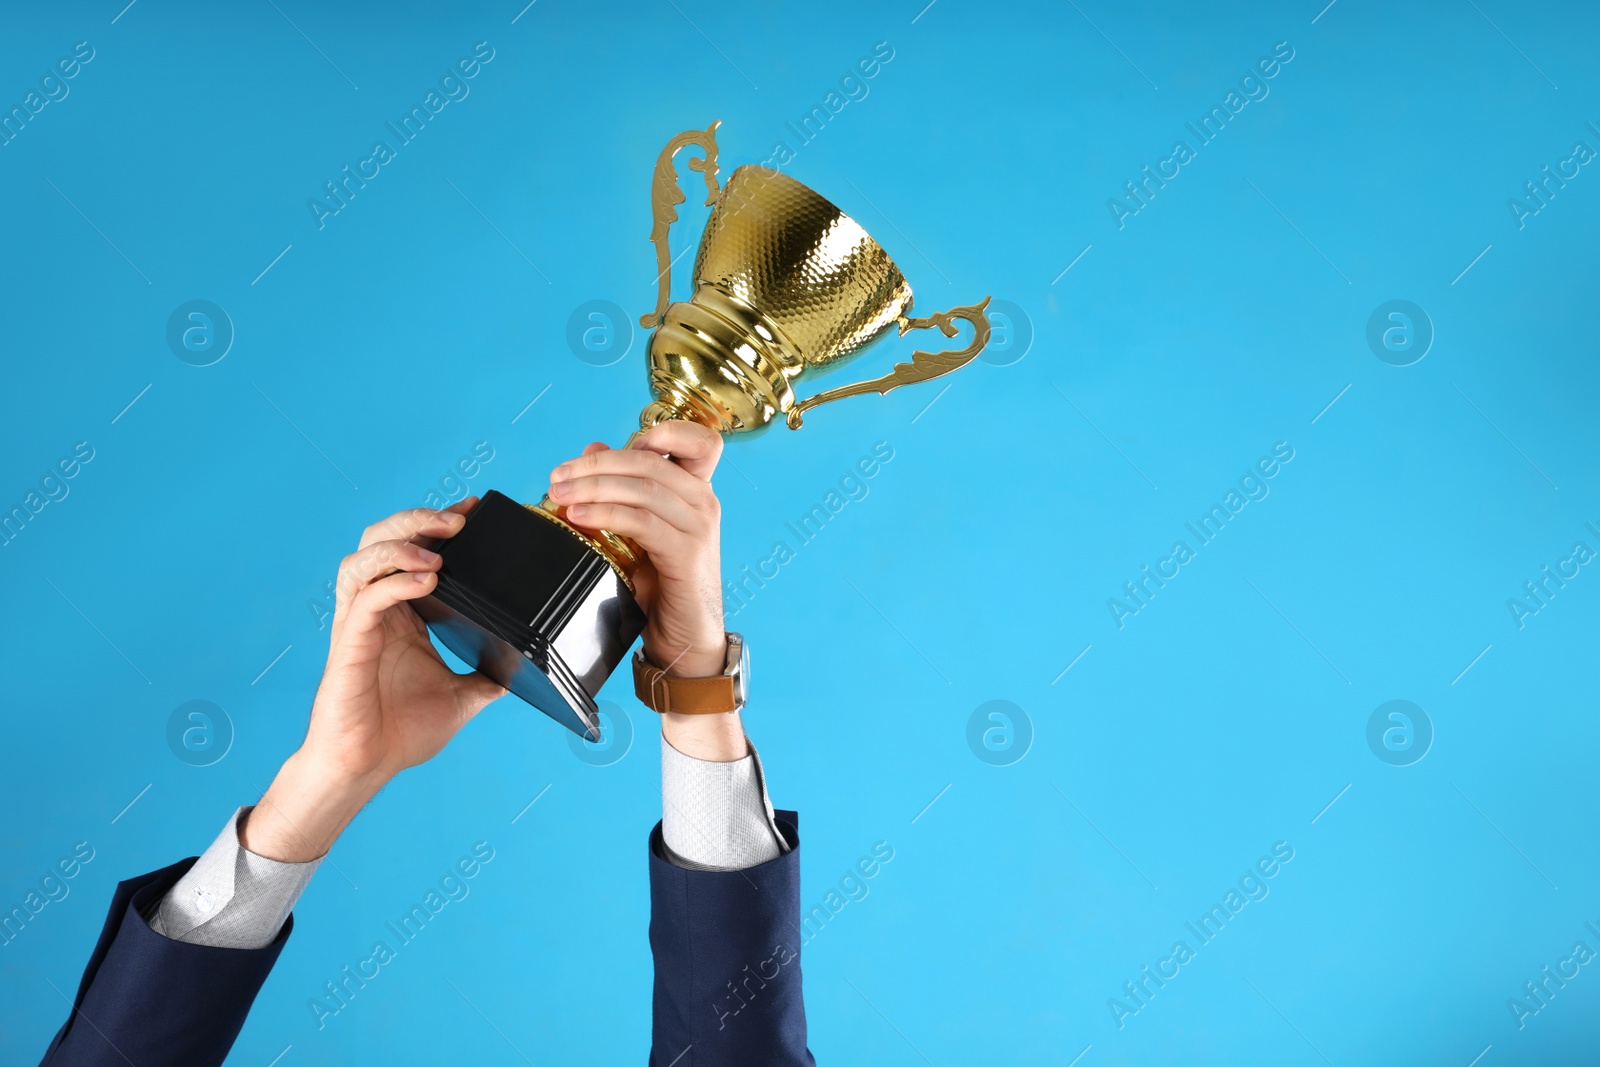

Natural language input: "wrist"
[242,749,386,862]
[642,629,728,679]
[647,631,748,761]
[662,712,748,762]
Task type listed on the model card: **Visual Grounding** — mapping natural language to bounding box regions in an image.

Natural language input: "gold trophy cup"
[415,120,992,739]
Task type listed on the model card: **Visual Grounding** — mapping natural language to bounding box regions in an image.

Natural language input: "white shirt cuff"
[660,733,787,871]
[147,806,321,949]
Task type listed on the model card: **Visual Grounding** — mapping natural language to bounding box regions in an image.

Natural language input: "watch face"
[727,633,749,708]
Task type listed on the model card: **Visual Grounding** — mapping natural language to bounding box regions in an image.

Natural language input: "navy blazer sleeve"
[648,809,813,1066]
[39,858,289,1067]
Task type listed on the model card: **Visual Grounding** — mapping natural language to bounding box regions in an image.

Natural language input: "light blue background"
[3,1,1598,1063]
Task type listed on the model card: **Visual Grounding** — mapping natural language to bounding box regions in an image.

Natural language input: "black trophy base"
[411,490,645,740]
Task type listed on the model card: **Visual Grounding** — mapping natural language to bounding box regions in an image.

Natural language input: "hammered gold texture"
[693,166,914,366]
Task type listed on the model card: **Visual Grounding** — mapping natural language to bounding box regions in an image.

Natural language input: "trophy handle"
[640,120,723,330]
[784,297,993,429]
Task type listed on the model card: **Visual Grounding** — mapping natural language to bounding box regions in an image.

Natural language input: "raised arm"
[550,422,814,1065]
[41,500,504,1067]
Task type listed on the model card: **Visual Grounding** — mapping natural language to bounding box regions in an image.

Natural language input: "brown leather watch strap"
[632,647,741,714]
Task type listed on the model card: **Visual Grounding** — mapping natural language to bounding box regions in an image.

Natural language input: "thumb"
[458,672,507,717]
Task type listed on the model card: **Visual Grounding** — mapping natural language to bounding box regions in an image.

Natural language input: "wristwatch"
[632,632,749,715]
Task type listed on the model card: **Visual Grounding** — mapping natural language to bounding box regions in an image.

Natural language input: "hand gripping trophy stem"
[538,119,994,581]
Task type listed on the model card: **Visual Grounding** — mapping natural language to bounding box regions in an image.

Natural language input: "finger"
[631,421,723,481]
[357,505,469,551]
[562,501,684,558]
[550,442,608,469]
[548,472,704,533]
[551,446,711,508]
[338,570,440,647]
[336,539,443,604]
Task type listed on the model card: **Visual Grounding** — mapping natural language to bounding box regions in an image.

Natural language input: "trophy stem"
[640,398,699,429]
